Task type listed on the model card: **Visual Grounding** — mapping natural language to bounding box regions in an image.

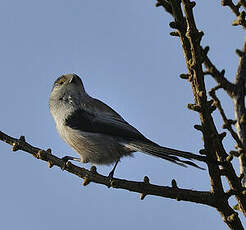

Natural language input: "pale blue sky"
[0,0,245,229]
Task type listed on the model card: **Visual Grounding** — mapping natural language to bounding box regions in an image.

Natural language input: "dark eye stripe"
[54,76,66,85]
[58,80,65,85]
[54,78,66,86]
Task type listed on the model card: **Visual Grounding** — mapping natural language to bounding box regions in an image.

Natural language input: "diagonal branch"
[156,0,173,15]
[162,0,246,227]
[233,39,246,187]
[221,0,246,29]
[0,130,216,206]
[209,86,244,152]
[180,0,246,219]
[203,54,236,97]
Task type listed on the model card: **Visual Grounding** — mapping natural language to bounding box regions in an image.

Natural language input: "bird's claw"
[61,156,71,170]
[108,171,114,181]
[60,156,81,170]
[107,160,119,185]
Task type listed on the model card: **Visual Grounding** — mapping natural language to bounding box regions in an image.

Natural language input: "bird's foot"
[108,171,114,182]
[61,156,81,170]
[107,160,119,182]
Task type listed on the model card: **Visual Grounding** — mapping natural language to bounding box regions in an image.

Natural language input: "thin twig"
[209,86,244,151]
[156,0,173,15]
[203,53,236,97]
[221,0,246,28]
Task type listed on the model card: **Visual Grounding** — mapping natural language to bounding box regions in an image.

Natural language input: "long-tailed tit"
[49,74,205,176]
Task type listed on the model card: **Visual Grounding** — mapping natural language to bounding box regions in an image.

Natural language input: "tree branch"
[221,0,246,29]
[159,0,246,228]
[156,0,173,15]
[182,0,246,218]
[203,54,236,97]
[233,39,246,187]
[0,130,216,206]
[209,86,244,152]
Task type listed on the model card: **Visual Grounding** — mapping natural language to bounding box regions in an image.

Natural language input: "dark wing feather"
[64,106,149,142]
[64,98,205,169]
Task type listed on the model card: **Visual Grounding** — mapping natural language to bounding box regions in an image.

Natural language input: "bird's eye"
[56,79,66,86]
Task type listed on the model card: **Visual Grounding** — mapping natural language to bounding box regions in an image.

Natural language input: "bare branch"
[0,130,215,206]
[209,86,244,151]
[163,0,246,226]
[156,0,173,15]
[203,54,236,97]
[233,39,246,187]
[221,0,246,28]
[222,0,241,16]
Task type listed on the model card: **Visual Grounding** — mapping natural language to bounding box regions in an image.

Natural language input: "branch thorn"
[90,165,97,174]
[230,150,240,157]
[19,136,26,142]
[199,149,207,155]
[194,124,203,132]
[226,154,234,162]
[171,179,178,188]
[48,161,54,168]
[236,49,244,57]
[12,142,20,152]
[37,150,47,160]
[179,73,190,80]
[170,31,179,37]
[219,132,227,141]
[82,176,90,186]
[187,103,201,112]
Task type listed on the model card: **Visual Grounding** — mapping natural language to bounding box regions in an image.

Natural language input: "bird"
[49,73,205,177]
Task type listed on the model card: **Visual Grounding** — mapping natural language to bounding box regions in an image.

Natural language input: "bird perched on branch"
[49,74,205,177]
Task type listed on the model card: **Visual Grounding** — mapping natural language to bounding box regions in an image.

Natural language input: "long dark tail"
[128,141,206,170]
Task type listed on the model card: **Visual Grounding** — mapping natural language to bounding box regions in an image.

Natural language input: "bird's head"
[50,73,86,100]
[52,73,85,93]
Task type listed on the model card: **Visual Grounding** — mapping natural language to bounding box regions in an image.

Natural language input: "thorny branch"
[202,4,246,189]
[0,130,215,206]
[209,86,244,152]
[157,0,246,229]
[234,40,246,187]
[221,0,246,28]
[203,56,236,97]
